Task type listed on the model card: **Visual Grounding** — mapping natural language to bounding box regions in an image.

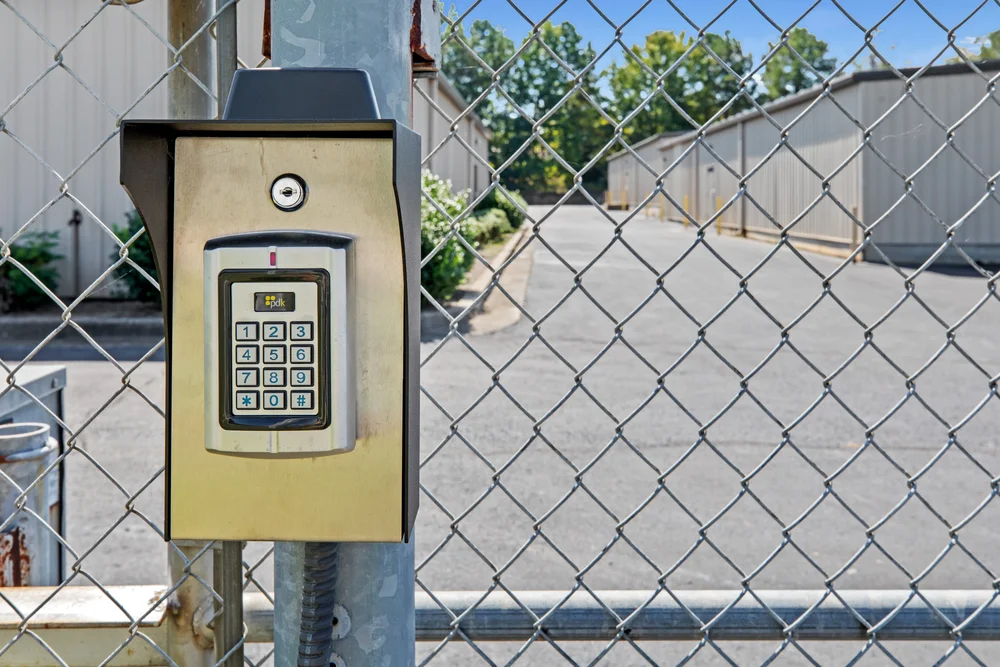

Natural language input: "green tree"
[501,21,609,193]
[443,20,611,194]
[951,30,1000,62]
[607,30,756,144]
[441,18,515,121]
[761,28,837,100]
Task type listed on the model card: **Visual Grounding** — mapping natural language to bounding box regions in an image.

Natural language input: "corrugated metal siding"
[604,135,673,209]
[661,140,695,220]
[631,137,667,209]
[414,78,490,200]
[742,86,862,243]
[861,73,1000,262]
[696,124,740,229]
[1,0,487,297]
[1,0,168,298]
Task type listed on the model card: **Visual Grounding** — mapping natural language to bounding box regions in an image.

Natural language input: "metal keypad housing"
[203,233,355,456]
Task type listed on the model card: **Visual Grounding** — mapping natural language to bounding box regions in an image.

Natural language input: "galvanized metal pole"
[166,543,215,667]
[270,2,415,666]
[215,0,238,116]
[271,0,412,123]
[168,0,215,119]
[166,4,217,666]
[214,541,245,667]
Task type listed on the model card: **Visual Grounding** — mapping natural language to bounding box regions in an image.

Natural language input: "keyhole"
[270,174,307,211]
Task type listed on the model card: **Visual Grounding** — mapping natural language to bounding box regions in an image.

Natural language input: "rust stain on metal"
[411,0,436,71]
[262,0,272,60]
[0,528,31,586]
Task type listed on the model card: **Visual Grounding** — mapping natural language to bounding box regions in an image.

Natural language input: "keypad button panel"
[229,281,320,418]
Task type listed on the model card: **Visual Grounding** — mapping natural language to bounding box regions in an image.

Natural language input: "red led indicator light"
[269,251,276,267]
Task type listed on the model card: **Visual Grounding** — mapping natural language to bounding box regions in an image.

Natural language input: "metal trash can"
[0,423,60,586]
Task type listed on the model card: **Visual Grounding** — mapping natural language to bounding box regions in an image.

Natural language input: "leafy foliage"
[475,187,529,227]
[422,172,519,303]
[421,170,473,302]
[444,20,838,183]
[606,30,756,144]
[761,28,837,100]
[443,20,611,194]
[111,210,160,303]
[466,208,512,246]
[0,231,62,312]
[950,30,1000,62]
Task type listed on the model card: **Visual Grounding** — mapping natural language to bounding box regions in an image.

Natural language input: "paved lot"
[14,205,1000,664]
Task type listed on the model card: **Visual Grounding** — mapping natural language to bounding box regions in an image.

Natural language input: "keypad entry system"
[203,233,355,456]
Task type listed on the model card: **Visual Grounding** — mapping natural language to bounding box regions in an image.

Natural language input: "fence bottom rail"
[0,586,996,665]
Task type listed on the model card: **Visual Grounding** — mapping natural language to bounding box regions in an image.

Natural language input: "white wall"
[1,0,488,297]
[605,133,675,209]
[742,85,862,244]
[414,78,491,201]
[861,72,1000,264]
[658,85,864,248]
[0,0,168,298]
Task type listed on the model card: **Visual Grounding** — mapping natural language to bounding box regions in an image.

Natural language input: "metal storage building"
[606,131,685,210]
[1,0,489,298]
[609,61,1000,266]
[414,76,492,200]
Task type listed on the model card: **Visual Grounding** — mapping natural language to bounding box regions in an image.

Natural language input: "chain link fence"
[2,0,1000,665]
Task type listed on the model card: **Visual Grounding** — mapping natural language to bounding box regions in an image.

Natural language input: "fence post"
[166,3,218,666]
[215,0,238,116]
[166,542,216,667]
[168,0,215,120]
[269,2,416,666]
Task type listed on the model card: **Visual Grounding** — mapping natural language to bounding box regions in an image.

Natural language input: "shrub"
[466,208,512,246]
[421,170,472,303]
[475,187,529,227]
[0,231,62,313]
[110,210,160,303]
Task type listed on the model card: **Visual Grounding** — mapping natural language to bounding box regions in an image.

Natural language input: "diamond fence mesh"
[2,0,1000,665]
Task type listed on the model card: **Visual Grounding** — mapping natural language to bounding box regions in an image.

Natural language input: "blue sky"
[447,0,1000,76]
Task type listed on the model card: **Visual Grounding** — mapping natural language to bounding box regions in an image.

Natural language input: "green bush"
[421,170,472,303]
[475,187,529,227]
[0,231,62,312]
[0,231,62,313]
[111,210,160,303]
[466,208,512,246]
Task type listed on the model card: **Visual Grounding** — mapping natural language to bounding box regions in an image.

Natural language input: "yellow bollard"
[659,193,666,221]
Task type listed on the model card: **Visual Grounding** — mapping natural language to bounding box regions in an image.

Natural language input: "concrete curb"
[421,221,533,339]
[0,316,165,342]
[3,222,535,344]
